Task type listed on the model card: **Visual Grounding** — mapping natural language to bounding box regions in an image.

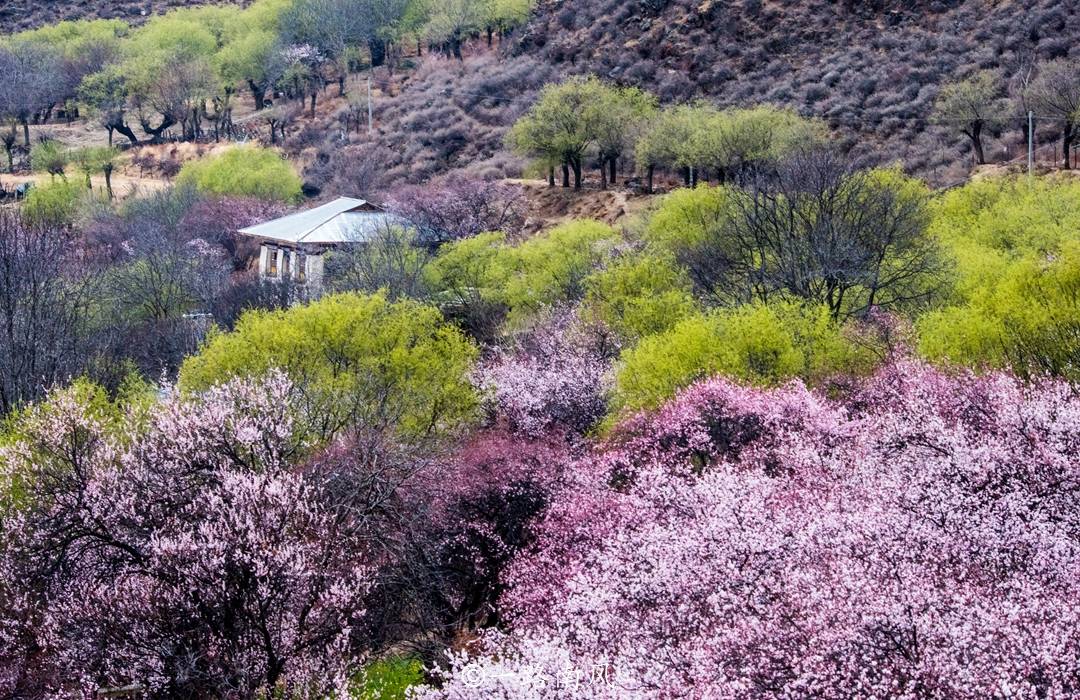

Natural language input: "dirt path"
[508,178,658,234]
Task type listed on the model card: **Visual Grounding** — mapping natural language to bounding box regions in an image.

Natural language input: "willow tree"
[932,70,1006,165]
[509,76,648,190]
[1029,59,1080,169]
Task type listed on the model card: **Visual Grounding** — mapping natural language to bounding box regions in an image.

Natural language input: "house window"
[282,250,292,279]
[297,253,307,282]
[266,246,278,276]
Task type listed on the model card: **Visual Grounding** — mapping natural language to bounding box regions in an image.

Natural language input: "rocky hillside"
[308,0,1080,192]
[0,0,241,32]
[512,0,1080,179]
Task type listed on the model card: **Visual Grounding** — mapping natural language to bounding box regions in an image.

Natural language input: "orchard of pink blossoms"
[0,374,373,699]
[419,361,1080,699]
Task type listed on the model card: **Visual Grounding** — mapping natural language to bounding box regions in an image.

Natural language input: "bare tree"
[0,44,67,148]
[0,211,94,415]
[684,148,945,320]
[385,177,527,245]
[104,188,231,374]
[1007,47,1039,145]
[325,223,432,300]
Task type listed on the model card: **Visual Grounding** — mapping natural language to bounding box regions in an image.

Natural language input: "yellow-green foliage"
[424,231,508,303]
[917,176,1080,379]
[636,103,826,174]
[643,184,734,253]
[179,293,478,440]
[427,222,620,325]
[30,140,69,179]
[3,18,128,59]
[693,105,828,172]
[123,13,219,95]
[584,251,698,344]
[612,302,874,415]
[496,220,620,320]
[352,657,425,700]
[22,180,87,227]
[176,145,303,203]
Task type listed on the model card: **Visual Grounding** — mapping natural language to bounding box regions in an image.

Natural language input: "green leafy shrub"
[612,302,875,416]
[424,231,510,337]
[29,139,69,178]
[583,251,698,344]
[21,179,86,227]
[917,176,1080,380]
[179,292,478,442]
[427,221,621,328]
[176,145,303,203]
[642,184,734,254]
[496,220,620,322]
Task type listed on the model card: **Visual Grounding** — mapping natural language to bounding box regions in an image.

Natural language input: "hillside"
[5,1,1079,191]
[515,0,1079,179]
[299,0,1080,192]
[0,0,239,32]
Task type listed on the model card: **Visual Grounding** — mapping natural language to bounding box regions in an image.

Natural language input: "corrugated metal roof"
[237,197,397,245]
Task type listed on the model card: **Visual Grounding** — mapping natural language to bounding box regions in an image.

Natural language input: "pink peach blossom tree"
[0,373,374,699]
[419,361,1080,699]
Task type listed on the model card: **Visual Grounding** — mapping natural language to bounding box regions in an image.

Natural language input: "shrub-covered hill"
[0,0,239,33]
[513,0,1080,178]
[311,0,1080,192]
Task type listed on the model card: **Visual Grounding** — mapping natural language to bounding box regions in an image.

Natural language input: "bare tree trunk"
[140,115,176,143]
[562,162,570,188]
[112,121,138,146]
[608,157,617,186]
[572,157,582,190]
[548,165,555,187]
[646,165,654,194]
[369,37,387,67]
[969,120,986,165]
[249,80,267,110]
[1063,122,1074,170]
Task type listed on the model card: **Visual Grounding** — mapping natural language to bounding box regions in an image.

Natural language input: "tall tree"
[508,76,619,190]
[1029,59,1080,169]
[77,67,139,146]
[424,0,486,60]
[590,85,657,189]
[0,43,66,147]
[932,70,1006,166]
[676,148,944,319]
[123,16,221,141]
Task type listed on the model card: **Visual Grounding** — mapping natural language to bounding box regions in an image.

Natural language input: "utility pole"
[367,76,373,135]
[1028,110,1034,178]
